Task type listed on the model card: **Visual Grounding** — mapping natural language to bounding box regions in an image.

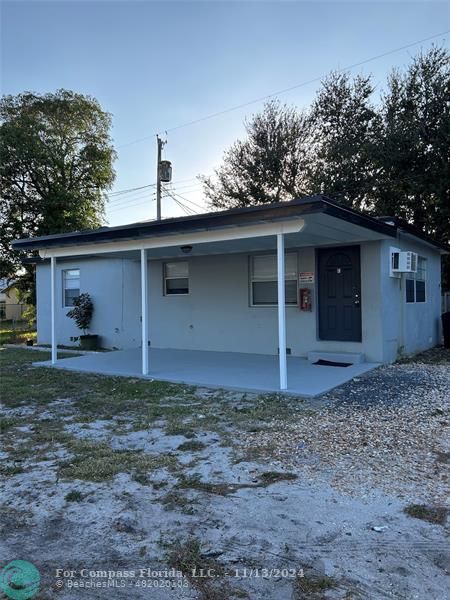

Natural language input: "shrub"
[67,293,93,333]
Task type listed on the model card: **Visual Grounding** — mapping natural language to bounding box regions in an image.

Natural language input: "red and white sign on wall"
[299,272,314,284]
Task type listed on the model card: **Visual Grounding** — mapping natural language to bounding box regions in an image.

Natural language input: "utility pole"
[156,135,165,220]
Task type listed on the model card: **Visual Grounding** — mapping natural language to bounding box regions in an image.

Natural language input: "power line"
[174,199,195,216]
[162,185,203,206]
[171,187,203,196]
[107,170,443,220]
[107,192,156,206]
[169,195,197,216]
[116,31,449,149]
[106,185,201,213]
[107,199,152,213]
[165,177,199,186]
[105,178,199,200]
[107,191,156,207]
[166,189,206,211]
[106,192,156,212]
[106,183,156,197]
[165,181,203,192]
[106,184,200,206]
[162,186,201,215]
[166,195,199,216]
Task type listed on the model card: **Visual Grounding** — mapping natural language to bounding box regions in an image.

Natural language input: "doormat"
[313,359,352,367]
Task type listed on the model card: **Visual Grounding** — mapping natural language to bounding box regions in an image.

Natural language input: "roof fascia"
[39,218,306,259]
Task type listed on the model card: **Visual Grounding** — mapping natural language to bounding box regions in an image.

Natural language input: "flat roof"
[12,194,449,253]
[13,195,403,251]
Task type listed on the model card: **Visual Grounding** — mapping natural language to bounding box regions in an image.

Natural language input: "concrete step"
[307,351,365,365]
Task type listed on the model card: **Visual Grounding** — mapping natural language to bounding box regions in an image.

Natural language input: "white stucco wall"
[36,258,141,349]
[379,238,442,362]
[148,243,384,361]
[35,239,442,363]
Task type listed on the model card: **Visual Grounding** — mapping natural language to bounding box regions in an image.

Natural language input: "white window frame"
[163,261,189,296]
[405,256,427,304]
[62,269,80,308]
[249,252,298,307]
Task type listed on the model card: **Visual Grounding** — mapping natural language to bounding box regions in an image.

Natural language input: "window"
[164,262,189,295]
[0,301,5,319]
[63,269,80,307]
[406,257,426,303]
[250,253,298,306]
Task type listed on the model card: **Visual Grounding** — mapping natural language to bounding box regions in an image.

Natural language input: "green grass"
[294,571,337,599]
[0,348,307,488]
[65,490,84,502]
[0,348,307,466]
[177,440,206,452]
[0,321,36,345]
[0,417,18,434]
[165,419,198,437]
[58,439,178,482]
[0,348,191,416]
[404,504,448,526]
[161,489,196,512]
[176,471,297,496]
[167,538,229,600]
[259,471,298,484]
[0,464,25,476]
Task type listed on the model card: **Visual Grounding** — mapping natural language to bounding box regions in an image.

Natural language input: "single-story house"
[0,279,27,321]
[13,195,447,395]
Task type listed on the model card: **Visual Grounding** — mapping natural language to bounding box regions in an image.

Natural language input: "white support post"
[141,248,149,375]
[277,233,287,390]
[50,255,57,364]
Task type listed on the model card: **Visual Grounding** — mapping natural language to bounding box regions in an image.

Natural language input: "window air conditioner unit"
[391,250,418,274]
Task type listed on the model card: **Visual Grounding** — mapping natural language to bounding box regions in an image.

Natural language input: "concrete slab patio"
[34,347,379,396]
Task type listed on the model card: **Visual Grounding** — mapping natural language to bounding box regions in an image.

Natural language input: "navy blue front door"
[318,246,362,342]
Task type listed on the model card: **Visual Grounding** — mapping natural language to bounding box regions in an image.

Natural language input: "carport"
[34,347,379,397]
[13,195,397,392]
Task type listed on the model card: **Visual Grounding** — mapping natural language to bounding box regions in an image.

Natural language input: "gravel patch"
[238,352,450,502]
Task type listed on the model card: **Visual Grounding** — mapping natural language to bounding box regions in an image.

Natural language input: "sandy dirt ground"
[0,347,449,599]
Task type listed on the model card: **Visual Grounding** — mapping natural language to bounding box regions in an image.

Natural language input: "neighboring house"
[13,195,447,391]
[0,279,26,321]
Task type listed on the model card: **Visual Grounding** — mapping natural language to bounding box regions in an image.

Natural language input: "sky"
[1,0,449,225]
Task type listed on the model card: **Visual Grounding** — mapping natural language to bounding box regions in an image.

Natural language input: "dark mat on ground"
[314,359,352,367]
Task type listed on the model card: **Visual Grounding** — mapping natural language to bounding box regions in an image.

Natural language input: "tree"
[0,89,116,290]
[201,100,314,209]
[201,78,379,213]
[374,46,450,242]
[201,48,449,285]
[308,72,380,211]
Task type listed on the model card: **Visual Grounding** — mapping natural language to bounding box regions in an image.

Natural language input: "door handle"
[354,293,360,306]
